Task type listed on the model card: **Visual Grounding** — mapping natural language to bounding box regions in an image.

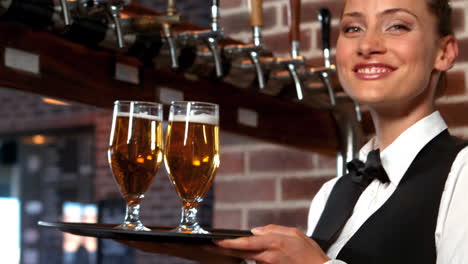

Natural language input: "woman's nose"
[357,30,386,57]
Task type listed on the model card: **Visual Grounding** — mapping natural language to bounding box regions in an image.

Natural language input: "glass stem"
[124,200,142,225]
[120,197,149,231]
[179,204,201,231]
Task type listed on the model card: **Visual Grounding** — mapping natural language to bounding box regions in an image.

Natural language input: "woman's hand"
[116,240,242,264]
[214,224,331,264]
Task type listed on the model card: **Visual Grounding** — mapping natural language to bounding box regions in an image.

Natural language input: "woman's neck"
[370,103,435,150]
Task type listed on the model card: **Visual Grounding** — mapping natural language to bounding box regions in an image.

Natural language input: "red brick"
[444,71,466,96]
[249,148,314,172]
[438,102,468,128]
[247,208,309,229]
[221,11,251,35]
[457,38,468,62]
[221,6,277,35]
[263,29,312,55]
[220,0,243,9]
[282,1,343,25]
[215,179,275,203]
[218,151,245,175]
[214,209,243,229]
[316,153,337,169]
[282,176,332,200]
[263,6,279,30]
[453,8,465,33]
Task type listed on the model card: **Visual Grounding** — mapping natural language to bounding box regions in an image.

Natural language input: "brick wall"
[213,0,468,232]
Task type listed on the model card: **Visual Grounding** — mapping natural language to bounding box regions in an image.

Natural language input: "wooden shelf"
[0,20,343,155]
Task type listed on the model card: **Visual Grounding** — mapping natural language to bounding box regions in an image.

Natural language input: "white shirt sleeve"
[324,260,347,264]
[306,177,339,236]
[436,146,468,263]
[306,177,349,264]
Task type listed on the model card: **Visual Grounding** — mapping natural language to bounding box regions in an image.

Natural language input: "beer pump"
[62,0,130,49]
[265,0,305,100]
[306,8,364,177]
[303,8,337,106]
[223,0,271,90]
[176,0,224,78]
[159,0,179,69]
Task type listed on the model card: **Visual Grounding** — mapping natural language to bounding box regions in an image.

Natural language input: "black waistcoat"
[311,130,468,264]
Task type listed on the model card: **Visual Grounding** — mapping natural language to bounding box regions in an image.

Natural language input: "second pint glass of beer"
[164,101,220,234]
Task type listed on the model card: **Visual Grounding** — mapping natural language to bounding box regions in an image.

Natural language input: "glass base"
[114,222,151,231]
[172,224,209,234]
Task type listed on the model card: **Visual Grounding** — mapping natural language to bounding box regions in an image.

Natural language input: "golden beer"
[108,114,163,203]
[164,118,220,208]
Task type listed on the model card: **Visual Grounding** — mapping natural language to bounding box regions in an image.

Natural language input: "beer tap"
[223,0,268,89]
[317,8,336,106]
[162,0,179,69]
[271,0,305,100]
[303,8,336,106]
[106,0,128,49]
[56,0,72,26]
[176,0,224,77]
[315,8,361,120]
[62,0,130,49]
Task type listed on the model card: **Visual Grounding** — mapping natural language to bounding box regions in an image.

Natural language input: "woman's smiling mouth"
[353,63,398,80]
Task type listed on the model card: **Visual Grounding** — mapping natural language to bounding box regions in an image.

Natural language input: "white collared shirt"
[306,111,468,264]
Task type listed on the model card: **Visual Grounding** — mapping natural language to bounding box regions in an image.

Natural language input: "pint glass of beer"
[108,101,163,231]
[164,101,220,234]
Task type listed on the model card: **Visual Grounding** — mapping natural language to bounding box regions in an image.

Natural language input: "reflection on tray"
[38,221,253,244]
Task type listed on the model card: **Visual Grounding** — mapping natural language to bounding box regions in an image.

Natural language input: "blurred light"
[42,97,70,106]
[31,135,46,145]
[22,135,55,145]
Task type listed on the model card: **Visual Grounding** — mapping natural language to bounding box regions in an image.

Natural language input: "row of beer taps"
[0,0,360,113]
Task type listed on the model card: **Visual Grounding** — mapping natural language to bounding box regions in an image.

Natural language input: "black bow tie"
[311,149,390,252]
[347,149,390,186]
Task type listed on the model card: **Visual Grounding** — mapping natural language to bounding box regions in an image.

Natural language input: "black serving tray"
[38,221,252,244]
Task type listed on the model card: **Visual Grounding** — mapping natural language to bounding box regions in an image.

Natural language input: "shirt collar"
[359,111,448,186]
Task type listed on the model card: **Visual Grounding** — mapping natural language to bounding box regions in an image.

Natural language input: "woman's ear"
[434,35,459,72]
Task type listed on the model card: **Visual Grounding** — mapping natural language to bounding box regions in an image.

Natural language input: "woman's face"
[336,0,446,110]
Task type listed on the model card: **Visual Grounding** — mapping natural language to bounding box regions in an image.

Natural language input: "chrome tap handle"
[209,0,223,77]
[250,51,266,89]
[206,36,223,77]
[317,8,331,67]
[108,4,124,48]
[320,71,336,106]
[287,63,303,100]
[59,0,72,25]
[163,0,178,68]
[163,24,178,69]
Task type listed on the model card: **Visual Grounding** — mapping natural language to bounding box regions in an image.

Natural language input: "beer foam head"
[117,112,162,121]
[170,114,218,125]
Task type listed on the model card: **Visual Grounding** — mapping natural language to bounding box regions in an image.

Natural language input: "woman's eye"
[389,24,410,31]
[343,26,361,33]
